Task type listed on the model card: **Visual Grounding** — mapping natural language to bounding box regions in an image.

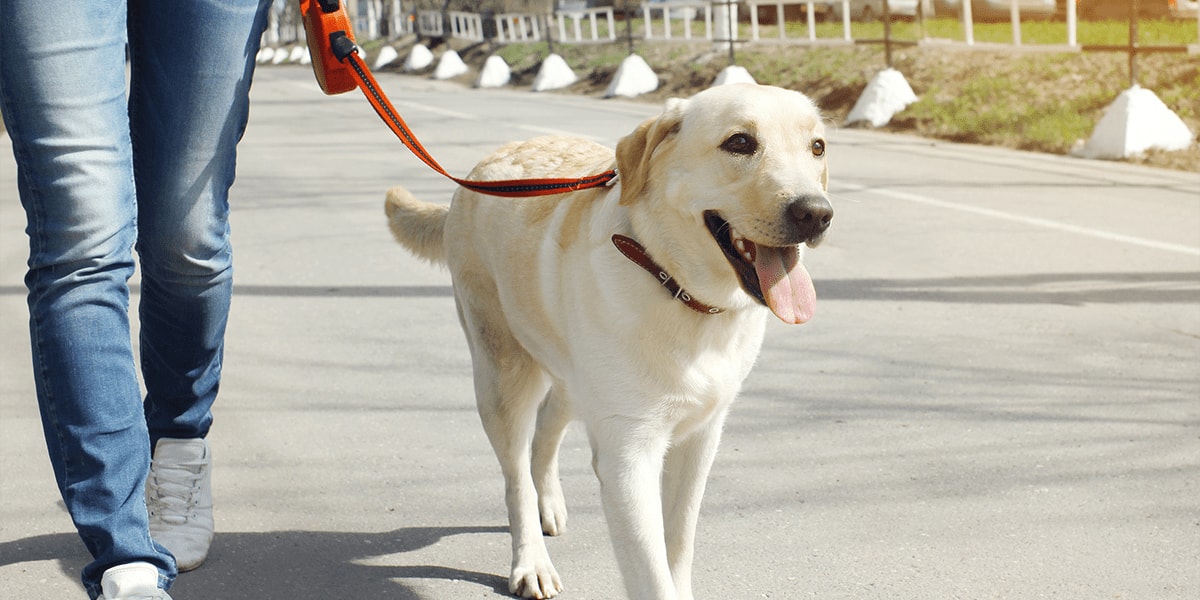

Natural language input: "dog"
[384,83,832,600]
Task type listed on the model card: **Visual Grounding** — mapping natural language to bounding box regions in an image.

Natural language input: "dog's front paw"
[510,552,563,599]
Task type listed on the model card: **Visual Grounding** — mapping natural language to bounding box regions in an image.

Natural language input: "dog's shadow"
[0,525,511,599]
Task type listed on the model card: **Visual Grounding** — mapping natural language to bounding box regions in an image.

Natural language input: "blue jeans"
[0,0,268,596]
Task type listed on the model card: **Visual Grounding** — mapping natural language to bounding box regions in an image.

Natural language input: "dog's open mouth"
[704,210,816,324]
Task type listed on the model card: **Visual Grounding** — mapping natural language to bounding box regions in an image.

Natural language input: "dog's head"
[615,83,832,324]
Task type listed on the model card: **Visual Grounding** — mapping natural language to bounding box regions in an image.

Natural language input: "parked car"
[831,0,922,20]
[935,0,1057,20]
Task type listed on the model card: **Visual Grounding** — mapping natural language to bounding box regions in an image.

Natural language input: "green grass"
[791,16,1198,45]
[898,63,1106,149]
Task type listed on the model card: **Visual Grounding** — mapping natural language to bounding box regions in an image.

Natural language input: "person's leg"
[127,0,269,573]
[0,1,176,597]
[128,0,269,445]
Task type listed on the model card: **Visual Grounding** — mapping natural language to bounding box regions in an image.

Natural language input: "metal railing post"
[729,0,737,66]
[962,0,975,45]
[625,0,635,55]
[884,0,893,68]
[1128,0,1139,87]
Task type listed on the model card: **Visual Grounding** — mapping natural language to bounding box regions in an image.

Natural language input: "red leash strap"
[341,44,617,197]
[300,0,616,198]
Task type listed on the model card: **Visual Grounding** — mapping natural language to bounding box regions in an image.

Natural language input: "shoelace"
[147,460,205,524]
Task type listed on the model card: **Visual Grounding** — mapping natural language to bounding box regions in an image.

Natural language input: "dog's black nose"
[789,195,833,241]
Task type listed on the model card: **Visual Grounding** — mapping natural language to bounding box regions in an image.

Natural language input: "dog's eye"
[721,133,758,156]
[811,139,826,158]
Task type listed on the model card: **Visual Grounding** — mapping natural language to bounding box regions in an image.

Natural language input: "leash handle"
[300,0,617,198]
[300,0,358,95]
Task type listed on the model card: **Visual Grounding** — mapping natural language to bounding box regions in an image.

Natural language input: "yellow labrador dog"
[385,83,832,599]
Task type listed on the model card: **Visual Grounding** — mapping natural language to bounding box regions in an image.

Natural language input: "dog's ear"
[615,98,686,205]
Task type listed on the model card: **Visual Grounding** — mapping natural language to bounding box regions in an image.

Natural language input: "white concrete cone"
[476,55,511,88]
[374,45,400,69]
[532,53,578,92]
[605,54,658,98]
[271,47,290,64]
[299,47,312,65]
[433,50,468,80]
[846,68,917,128]
[1075,85,1195,160]
[403,45,434,72]
[712,65,756,87]
[256,47,275,64]
[288,45,306,63]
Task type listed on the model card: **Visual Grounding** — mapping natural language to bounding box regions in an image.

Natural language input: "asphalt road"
[2,64,1198,600]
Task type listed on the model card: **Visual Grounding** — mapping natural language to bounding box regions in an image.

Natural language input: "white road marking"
[390,100,479,121]
[841,182,1200,257]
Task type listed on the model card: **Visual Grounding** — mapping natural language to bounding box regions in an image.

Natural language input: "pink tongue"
[753,244,816,324]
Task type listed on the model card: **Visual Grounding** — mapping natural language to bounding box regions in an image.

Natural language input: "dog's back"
[385,135,615,268]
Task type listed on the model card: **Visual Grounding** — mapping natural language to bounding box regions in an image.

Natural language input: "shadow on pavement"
[7,271,1196,304]
[0,525,511,599]
[819,271,1200,305]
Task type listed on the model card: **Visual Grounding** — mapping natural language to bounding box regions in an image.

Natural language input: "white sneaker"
[146,438,214,572]
[101,562,172,599]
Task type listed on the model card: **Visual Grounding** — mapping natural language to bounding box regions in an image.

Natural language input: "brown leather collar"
[611,234,723,315]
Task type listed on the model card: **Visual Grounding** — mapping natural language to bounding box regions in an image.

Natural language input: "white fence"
[263,0,412,44]
[642,1,712,41]
[745,0,851,43]
[416,10,442,38]
[447,10,485,42]
[267,0,1200,55]
[495,13,544,43]
[555,6,617,43]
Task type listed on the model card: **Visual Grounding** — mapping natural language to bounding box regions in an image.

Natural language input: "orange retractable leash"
[299,0,617,197]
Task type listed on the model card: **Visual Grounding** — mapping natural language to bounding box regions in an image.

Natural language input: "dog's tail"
[385,186,449,265]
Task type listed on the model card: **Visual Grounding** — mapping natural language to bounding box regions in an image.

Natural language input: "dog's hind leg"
[661,409,730,600]
[532,386,572,536]
[460,303,562,599]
